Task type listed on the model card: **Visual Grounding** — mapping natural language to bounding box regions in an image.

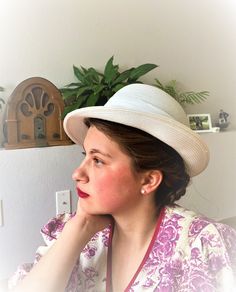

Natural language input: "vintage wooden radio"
[4,77,72,149]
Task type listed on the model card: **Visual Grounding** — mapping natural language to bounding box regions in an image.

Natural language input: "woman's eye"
[93,157,104,166]
[81,151,104,166]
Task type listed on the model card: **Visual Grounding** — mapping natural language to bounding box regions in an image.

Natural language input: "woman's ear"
[141,170,163,195]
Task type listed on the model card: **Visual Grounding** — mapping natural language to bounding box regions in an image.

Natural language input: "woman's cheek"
[100,196,121,211]
[94,163,135,208]
[95,173,124,208]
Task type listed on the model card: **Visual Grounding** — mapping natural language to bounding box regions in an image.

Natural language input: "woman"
[10,84,236,291]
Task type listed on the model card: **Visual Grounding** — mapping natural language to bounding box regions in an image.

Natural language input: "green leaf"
[113,83,125,92]
[86,67,102,84]
[199,91,209,99]
[187,93,198,104]
[129,63,158,81]
[64,82,81,88]
[60,88,81,99]
[113,68,134,84]
[104,56,119,84]
[76,86,92,97]
[63,96,87,117]
[153,78,209,105]
[86,94,101,107]
[180,91,209,104]
[155,79,178,99]
[73,65,85,82]
[154,78,164,89]
[92,84,106,95]
[167,80,177,88]
[81,66,88,74]
[192,95,201,104]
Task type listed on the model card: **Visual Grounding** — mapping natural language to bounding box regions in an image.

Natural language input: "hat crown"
[106,84,188,126]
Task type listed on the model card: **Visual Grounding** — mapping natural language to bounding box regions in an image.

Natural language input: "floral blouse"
[9,205,236,291]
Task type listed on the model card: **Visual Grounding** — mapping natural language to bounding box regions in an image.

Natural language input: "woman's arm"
[12,203,112,292]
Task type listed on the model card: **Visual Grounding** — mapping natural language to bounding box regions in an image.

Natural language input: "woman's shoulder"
[165,204,235,232]
[163,204,213,232]
[153,206,236,291]
[163,204,236,254]
[164,204,234,231]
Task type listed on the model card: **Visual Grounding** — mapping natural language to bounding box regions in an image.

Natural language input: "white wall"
[0,145,82,279]
[179,131,236,220]
[0,0,236,280]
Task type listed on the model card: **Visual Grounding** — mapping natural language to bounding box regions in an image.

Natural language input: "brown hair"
[84,118,190,210]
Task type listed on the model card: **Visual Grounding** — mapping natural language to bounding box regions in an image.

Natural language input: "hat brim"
[63,106,209,177]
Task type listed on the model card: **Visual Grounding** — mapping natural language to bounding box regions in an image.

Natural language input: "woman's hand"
[68,200,113,242]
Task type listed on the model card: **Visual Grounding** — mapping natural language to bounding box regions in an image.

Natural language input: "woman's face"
[72,126,145,215]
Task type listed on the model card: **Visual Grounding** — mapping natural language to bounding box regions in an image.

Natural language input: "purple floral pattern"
[9,205,236,291]
[41,213,74,241]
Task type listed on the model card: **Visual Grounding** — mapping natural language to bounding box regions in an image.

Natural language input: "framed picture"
[187,114,212,133]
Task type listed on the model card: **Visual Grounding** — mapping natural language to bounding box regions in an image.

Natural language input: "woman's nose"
[72,162,88,183]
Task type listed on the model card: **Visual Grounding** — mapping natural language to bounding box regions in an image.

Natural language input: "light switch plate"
[55,190,71,215]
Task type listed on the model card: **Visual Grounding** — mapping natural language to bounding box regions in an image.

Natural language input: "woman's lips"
[77,188,90,198]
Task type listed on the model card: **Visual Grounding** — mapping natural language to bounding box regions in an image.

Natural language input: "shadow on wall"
[219,217,236,230]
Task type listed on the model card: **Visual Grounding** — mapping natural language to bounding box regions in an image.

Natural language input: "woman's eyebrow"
[88,148,112,158]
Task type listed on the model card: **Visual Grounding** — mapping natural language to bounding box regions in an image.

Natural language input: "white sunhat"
[63,84,209,177]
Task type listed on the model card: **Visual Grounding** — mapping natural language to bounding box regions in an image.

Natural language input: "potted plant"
[60,56,158,117]
[154,79,209,106]
[60,57,209,118]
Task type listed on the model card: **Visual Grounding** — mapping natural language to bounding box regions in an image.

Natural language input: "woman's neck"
[112,204,160,246]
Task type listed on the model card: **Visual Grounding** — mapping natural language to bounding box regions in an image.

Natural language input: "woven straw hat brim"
[63,106,209,177]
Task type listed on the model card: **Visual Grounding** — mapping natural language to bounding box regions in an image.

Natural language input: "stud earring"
[141,188,146,195]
